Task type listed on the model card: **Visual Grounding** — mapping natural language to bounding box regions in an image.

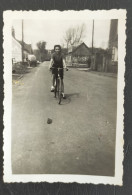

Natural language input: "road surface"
[12,62,117,176]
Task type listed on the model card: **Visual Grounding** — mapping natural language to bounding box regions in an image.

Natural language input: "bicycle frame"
[53,68,63,104]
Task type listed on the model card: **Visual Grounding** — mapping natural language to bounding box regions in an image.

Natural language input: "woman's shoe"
[62,93,66,99]
[51,86,55,92]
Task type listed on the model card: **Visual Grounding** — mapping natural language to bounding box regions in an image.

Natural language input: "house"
[66,42,91,65]
[91,20,118,73]
[108,19,118,72]
[109,19,118,62]
[12,38,33,63]
[12,26,33,62]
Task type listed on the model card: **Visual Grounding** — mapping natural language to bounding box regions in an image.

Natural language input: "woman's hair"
[54,45,61,51]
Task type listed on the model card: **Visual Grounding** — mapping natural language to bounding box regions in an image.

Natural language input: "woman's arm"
[63,59,67,69]
[49,58,54,69]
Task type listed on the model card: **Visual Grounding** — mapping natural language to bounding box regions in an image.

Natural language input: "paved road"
[12,62,117,176]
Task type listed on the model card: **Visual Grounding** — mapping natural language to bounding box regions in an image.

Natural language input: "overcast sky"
[12,19,110,50]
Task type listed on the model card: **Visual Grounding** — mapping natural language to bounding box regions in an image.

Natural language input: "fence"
[91,53,118,73]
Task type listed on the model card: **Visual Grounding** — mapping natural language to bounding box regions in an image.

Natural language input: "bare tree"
[63,24,86,49]
[75,24,86,44]
[36,41,46,53]
[36,41,47,61]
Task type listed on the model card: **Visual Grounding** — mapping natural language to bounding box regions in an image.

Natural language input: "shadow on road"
[57,93,80,105]
[66,93,80,98]
[60,93,80,105]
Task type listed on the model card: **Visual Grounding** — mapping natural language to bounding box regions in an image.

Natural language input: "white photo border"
[3,9,126,185]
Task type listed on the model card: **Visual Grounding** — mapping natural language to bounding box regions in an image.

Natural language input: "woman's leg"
[61,79,64,93]
[53,74,56,87]
[61,79,66,98]
[51,74,56,91]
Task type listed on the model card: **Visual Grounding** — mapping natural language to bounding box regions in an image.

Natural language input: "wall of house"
[72,56,90,64]
[12,37,22,63]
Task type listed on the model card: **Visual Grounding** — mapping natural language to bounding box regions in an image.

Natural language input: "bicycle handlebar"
[50,67,68,71]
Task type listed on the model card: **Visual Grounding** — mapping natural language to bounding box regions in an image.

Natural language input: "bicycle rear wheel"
[54,84,57,98]
[54,86,56,98]
[58,91,61,104]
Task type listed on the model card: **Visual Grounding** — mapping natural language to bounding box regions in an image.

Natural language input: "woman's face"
[55,47,60,54]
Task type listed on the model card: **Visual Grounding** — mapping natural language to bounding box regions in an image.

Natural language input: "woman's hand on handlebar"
[49,66,52,71]
[64,65,68,71]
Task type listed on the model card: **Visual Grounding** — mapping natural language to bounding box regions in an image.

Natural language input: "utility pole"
[22,19,24,63]
[92,20,94,55]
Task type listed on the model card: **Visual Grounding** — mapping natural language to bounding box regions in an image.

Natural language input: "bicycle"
[50,67,68,104]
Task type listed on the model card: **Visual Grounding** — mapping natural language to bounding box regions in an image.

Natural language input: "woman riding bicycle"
[49,45,67,98]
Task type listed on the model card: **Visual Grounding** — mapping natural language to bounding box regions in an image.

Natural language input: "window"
[112,47,118,62]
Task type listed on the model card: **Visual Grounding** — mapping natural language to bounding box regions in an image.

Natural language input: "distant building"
[66,42,91,65]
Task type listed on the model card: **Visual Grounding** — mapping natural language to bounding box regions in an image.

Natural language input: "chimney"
[12,26,15,38]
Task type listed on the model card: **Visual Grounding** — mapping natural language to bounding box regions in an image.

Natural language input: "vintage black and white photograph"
[3,10,126,185]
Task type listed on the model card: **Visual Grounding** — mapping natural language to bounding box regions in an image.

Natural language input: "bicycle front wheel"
[54,78,57,98]
[57,79,62,104]
[58,90,61,104]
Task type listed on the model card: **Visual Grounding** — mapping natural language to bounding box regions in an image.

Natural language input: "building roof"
[89,47,107,54]
[17,40,32,54]
[68,42,89,54]
[12,37,32,54]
